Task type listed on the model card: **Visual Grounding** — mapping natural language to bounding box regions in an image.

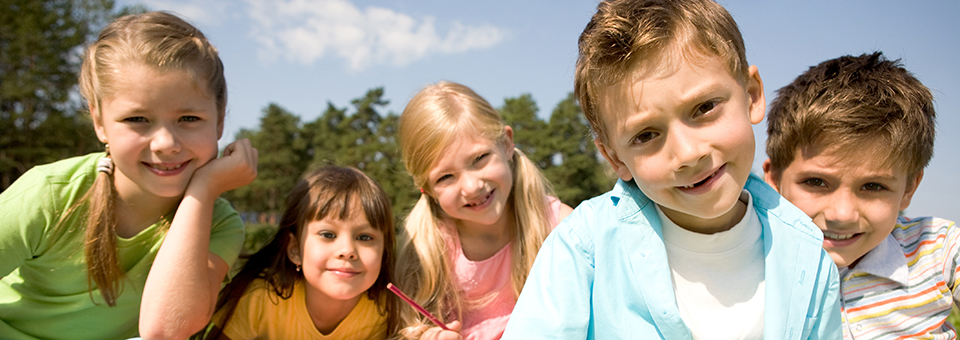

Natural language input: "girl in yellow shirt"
[202,166,399,339]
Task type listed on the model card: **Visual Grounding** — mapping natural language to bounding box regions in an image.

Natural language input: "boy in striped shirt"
[762,51,958,339]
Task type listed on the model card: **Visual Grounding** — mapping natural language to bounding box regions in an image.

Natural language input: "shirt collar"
[845,234,909,286]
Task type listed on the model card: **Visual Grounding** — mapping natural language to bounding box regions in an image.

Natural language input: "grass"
[949,304,960,330]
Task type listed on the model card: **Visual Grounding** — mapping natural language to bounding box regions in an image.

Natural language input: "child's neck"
[304,284,362,335]
[664,192,749,235]
[456,205,515,261]
[114,189,180,238]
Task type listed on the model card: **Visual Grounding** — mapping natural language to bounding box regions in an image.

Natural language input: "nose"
[150,125,181,154]
[336,239,358,260]
[823,190,860,226]
[669,126,707,170]
[460,171,484,197]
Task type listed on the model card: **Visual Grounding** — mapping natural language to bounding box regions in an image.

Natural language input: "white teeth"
[682,172,715,189]
[823,231,855,240]
[150,163,183,171]
[466,192,491,207]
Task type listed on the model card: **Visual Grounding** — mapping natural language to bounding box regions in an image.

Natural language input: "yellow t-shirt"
[220,278,388,340]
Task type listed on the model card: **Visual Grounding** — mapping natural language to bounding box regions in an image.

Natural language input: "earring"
[296,265,301,272]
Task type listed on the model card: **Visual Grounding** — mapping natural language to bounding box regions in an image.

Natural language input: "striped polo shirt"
[839,216,959,339]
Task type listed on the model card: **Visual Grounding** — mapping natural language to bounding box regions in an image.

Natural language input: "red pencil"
[387,283,451,331]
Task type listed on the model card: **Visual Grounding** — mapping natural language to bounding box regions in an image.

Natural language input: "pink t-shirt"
[440,196,563,340]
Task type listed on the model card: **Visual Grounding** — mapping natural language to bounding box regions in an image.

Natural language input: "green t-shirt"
[0,153,245,340]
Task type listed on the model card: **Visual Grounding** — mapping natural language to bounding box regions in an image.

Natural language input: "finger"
[421,327,439,340]
[241,139,256,162]
[229,139,249,161]
[221,140,237,157]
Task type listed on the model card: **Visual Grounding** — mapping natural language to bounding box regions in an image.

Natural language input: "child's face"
[426,127,515,228]
[289,203,384,303]
[763,144,922,268]
[595,51,765,233]
[92,64,222,200]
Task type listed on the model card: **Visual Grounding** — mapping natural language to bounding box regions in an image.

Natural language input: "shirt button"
[856,324,863,332]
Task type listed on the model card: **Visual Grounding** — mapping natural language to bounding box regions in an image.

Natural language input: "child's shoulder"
[33,152,103,176]
[19,152,103,186]
[591,178,655,213]
[553,179,659,250]
[891,215,958,245]
[2,152,103,207]
[238,278,301,306]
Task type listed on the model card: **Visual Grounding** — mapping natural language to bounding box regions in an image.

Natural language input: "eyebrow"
[613,79,729,140]
[431,145,491,174]
[794,168,900,182]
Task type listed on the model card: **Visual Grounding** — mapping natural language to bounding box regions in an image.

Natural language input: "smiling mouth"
[823,231,858,240]
[328,269,361,276]
[465,190,493,207]
[146,162,185,171]
[681,167,720,189]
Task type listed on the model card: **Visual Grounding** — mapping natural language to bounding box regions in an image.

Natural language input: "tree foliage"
[543,93,616,206]
[0,0,131,190]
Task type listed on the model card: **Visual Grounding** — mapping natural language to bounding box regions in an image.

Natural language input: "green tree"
[302,102,347,167]
[0,0,120,189]
[224,103,307,221]
[371,113,418,221]
[303,88,415,221]
[499,94,551,169]
[543,93,616,207]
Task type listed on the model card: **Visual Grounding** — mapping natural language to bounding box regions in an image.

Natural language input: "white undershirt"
[658,190,765,340]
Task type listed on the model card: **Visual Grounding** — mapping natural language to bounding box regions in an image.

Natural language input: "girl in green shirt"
[0,11,257,339]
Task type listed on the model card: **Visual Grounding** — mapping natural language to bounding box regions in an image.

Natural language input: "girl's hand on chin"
[420,321,462,340]
[190,138,258,197]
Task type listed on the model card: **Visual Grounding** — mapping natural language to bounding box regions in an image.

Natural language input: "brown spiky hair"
[765,52,936,178]
[575,0,749,142]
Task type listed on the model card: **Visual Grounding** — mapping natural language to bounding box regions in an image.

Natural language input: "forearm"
[140,190,224,339]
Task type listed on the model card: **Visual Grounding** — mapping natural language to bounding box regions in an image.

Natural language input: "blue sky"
[116,0,960,220]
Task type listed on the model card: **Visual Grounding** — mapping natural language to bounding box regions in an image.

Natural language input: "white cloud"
[245,0,507,70]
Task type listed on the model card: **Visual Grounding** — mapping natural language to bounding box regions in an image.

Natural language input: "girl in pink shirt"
[394,81,573,340]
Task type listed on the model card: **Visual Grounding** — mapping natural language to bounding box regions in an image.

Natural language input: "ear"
[746,65,766,125]
[90,102,108,143]
[216,119,224,140]
[502,125,515,160]
[286,233,303,266]
[595,139,633,181]
[761,159,780,192]
[898,170,924,211]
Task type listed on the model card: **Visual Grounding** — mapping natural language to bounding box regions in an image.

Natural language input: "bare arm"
[139,139,258,340]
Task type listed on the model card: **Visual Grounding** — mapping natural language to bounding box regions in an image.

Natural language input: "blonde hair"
[67,11,226,306]
[394,81,554,336]
[575,0,747,141]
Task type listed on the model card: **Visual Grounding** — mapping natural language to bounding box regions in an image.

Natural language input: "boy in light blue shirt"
[502,0,842,339]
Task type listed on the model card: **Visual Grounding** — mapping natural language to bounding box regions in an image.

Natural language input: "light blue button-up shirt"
[502,174,842,339]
